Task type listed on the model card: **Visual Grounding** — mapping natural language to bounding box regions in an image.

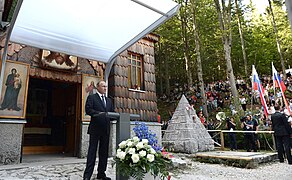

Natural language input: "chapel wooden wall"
[0,41,102,81]
[108,34,159,122]
[0,33,159,122]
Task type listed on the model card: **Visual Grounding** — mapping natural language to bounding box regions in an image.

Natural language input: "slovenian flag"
[252,65,268,118]
[272,63,290,114]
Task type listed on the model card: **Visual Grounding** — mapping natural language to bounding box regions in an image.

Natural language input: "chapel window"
[127,52,144,90]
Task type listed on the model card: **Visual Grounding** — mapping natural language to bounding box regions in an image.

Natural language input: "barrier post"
[220,131,225,150]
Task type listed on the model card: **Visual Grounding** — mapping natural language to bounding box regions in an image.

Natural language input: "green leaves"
[155,0,292,87]
[113,155,172,180]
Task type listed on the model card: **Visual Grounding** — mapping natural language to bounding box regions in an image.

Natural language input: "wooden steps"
[193,151,278,168]
[23,146,64,155]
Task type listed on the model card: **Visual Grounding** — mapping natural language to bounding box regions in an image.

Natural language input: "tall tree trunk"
[190,0,208,118]
[164,51,170,96]
[268,0,286,77]
[0,0,4,21]
[286,0,292,31]
[156,42,164,96]
[214,0,240,110]
[235,0,248,77]
[179,1,193,88]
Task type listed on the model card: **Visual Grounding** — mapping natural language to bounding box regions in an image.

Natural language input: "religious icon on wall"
[81,74,101,121]
[40,50,78,71]
[0,60,30,119]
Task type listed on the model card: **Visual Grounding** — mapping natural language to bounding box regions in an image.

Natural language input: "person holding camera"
[271,104,292,164]
[226,117,237,151]
[241,115,256,152]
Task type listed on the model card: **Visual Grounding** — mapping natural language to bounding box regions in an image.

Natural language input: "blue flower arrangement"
[113,122,173,180]
[133,122,162,151]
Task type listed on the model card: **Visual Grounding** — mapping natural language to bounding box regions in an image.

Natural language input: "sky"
[242,0,269,14]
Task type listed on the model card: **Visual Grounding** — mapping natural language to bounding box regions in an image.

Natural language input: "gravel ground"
[0,156,291,180]
[171,160,292,180]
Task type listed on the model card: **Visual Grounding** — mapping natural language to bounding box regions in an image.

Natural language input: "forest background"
[154,0,292,122]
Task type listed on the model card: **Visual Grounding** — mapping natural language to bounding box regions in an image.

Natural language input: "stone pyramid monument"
[162,95,214,153]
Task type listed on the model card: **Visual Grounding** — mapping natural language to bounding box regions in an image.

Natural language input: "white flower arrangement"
[116,137,156,164]
[147,154,155,162]
[113,136,172,180]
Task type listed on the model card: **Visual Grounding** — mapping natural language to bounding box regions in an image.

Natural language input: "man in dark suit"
[241,115,256,152]
[83,80,114,180]
[271,104,292,165]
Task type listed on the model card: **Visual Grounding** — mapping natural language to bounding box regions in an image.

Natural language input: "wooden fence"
[207,130,276,151]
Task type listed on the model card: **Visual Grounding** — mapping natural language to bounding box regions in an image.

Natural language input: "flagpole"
[251,65,254,114]
[272,62,276,104]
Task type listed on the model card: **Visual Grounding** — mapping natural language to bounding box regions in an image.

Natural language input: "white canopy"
[0,0,179,97]
[9,0,180,63]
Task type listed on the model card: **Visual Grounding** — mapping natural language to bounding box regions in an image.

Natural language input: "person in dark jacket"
[241,115,256,152]
[83,80,114,180]
[271,104,292,164]
[226,117,237,151]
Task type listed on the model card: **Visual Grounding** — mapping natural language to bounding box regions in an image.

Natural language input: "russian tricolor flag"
[252,65,268,118]
[272,63,290,114]
[272,63,286,92]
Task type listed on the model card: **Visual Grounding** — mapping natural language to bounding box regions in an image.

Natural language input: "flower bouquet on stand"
[113,123,173,180]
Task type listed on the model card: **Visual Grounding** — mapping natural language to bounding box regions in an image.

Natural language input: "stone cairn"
[162,95,214,153]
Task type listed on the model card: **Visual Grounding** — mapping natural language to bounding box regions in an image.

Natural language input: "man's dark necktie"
[101,95,106,107]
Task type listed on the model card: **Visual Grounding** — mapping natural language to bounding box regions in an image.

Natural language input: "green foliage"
[155,0,292,95]
[7,0,18,22]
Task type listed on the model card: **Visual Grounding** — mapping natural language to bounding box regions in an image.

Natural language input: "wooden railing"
[162,129,276,151]
[207,130,275,151]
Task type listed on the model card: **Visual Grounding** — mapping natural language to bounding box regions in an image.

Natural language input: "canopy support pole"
[131,0,168,16]
[0,0,23,98]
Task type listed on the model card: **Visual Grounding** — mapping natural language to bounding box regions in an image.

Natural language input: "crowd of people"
[160,73,292,122]
[160,73,292,165]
